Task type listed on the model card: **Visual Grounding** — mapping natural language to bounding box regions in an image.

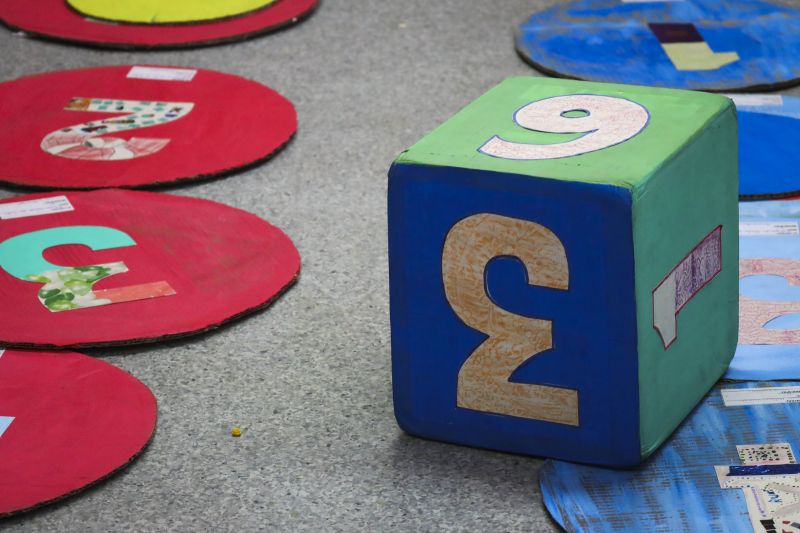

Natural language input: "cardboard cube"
[388,77,738,467]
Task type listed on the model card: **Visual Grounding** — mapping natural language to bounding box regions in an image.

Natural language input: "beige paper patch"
[661,42,739,71]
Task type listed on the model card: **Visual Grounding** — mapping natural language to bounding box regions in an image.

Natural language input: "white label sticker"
[726,94,784,108]
[740,221,800,236]
[127,66,197,82]
[739,443,798,465]
[0,196,74,220]
[722,386,800,407]
[0,416,13,438]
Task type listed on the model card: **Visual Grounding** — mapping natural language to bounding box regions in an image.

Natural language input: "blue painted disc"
[736,96,800,199]
[516,0,800,91]
[727,200,800,380]
[540,381,800,533]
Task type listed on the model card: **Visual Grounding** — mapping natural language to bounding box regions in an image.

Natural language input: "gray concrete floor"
[3,1,800,531]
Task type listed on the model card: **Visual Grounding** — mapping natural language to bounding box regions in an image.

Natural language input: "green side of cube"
[633,106,739,457]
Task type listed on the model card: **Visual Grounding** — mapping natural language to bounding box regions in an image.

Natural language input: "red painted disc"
[0,0,317,49]
[0,348,157,516]
[0,190,300,348]
[0,65,296,189]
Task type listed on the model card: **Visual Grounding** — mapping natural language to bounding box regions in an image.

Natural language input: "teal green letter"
[0,226,135,279]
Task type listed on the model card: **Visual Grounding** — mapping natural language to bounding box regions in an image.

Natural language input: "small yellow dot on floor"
[231,427,242,437]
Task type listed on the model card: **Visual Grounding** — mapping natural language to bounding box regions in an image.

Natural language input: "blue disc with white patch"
[540,381,800,532]
[515,0,800,91]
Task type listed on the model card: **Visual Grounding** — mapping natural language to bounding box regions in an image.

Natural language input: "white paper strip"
[740,221,800,236]
[726,94,784,108]
[0,196,73,220]
[722,386,800,407]
[127,66,197,82]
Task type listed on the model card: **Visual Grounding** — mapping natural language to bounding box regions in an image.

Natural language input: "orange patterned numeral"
[442,213,579,426]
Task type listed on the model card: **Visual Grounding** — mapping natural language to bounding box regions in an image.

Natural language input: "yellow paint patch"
[67,0,275,24]
[661,42,739,71]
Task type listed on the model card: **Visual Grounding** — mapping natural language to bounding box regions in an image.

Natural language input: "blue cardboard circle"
[540,381,800,532]
[515,0,800,91]
[736,96,800,199]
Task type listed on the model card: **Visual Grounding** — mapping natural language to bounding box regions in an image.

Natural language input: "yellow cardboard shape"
[661,42,740,71]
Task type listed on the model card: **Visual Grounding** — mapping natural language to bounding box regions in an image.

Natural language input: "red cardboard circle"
[0,65,296,190]
[0,0,317,49]
[0,348,157,516]
[0,190,300,348]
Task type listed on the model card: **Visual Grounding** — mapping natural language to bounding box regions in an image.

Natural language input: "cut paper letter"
[479,94,649,160]
[0,225,175,313]
[739,259,800,345]
[41,98,193,161]
[653,225,722,348]
[649,23,739,71]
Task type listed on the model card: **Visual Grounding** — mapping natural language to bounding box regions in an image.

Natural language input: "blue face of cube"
[388,163,641,466]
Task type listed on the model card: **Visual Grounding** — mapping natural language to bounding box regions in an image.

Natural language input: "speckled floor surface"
[0,1,563,531]
[2,1,800,531]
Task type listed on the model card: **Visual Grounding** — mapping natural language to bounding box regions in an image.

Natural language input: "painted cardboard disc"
[67,0,274,25]
[541,381,800,532]
[0,348,156,516]
[0,190,300,348]
[726,200,800,381]
[515,0,800,91]
[732,95,800,200]
[0,0,316,49]
[0,65,296,190]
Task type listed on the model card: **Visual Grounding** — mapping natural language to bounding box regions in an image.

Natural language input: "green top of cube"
[395,76,733,191]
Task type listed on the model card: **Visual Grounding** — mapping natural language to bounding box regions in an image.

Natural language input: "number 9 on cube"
[388,77,738,466]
